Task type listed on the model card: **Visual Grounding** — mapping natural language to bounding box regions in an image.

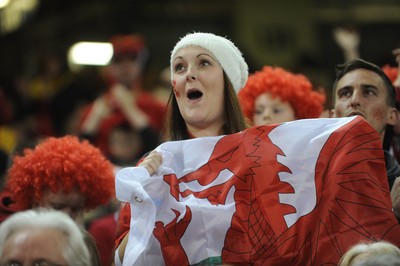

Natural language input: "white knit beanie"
[170,32,249,93]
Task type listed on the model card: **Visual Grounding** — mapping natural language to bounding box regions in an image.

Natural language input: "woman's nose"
[262,109,272,120]
[186,66,197,81]
[186,75,196,81]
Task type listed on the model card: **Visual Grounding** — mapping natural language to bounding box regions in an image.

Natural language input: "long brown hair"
[162,72,247,141]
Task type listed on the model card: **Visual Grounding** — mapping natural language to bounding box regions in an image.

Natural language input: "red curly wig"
[238,66,326,123]
[7,135,115,210]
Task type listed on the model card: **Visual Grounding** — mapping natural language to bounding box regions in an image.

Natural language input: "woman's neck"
[186,123,223,138]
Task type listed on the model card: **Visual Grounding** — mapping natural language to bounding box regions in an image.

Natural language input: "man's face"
[109,56,142,88]
[331,68,398,139]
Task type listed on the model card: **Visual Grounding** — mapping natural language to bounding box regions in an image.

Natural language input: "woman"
[115,32,249,264]
[238,66,326,126]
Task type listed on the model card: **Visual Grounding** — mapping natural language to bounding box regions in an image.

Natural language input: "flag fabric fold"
[115,116,400,266]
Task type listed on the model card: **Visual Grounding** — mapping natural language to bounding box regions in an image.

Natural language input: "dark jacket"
[385,150,400,190]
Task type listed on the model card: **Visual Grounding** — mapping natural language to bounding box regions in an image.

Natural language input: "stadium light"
[68,42,113,66]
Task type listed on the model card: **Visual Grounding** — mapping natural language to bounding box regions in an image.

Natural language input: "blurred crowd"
[0,26,399,266]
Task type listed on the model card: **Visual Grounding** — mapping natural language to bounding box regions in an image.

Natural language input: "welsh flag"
[116,116,400,266]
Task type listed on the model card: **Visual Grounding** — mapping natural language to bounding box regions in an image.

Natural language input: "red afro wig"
[238,66,326,123]
[382,64,400,102]
[7,135,115,210]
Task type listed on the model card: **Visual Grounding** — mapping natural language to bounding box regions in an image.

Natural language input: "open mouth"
[187,89,203,100]
[348,112,364,118]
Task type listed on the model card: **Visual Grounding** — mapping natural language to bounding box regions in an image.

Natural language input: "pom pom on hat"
[170,32,249,93]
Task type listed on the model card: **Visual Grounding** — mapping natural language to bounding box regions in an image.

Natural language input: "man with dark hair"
[330,58,400,220]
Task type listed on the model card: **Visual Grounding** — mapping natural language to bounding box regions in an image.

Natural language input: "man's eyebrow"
[337,85,352,92]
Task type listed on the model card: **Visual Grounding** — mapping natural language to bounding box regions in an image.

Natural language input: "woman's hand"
[139,150,163,175]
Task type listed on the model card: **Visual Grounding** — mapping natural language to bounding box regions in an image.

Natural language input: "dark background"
[1,0,400,106]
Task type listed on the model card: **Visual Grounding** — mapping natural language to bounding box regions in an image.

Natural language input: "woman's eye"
[254,108,263,115]
[199,59,210,66]
[174,63,185,72]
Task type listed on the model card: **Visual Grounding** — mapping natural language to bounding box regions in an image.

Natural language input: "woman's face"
[36,188,86,223]
[253,92,296,125]
[171,46,225,136]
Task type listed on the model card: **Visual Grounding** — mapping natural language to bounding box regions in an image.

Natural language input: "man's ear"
[387,107,399,126]
[329,109,336,118]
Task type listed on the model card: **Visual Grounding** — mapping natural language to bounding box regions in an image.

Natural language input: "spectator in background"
[4,135,116,265]
[51,66,106,137]
[332,25,361,62]
[22,49,73,138]
[238,66,326,126]
[333,26,400,166]
[5,135,114,223]
[0,208,91,266]
[383,48,400,164]
[79,34,165,158]
[106,121,150,170]
[330,58,400,222]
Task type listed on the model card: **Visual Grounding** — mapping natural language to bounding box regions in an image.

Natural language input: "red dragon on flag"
[116,116,400,266]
